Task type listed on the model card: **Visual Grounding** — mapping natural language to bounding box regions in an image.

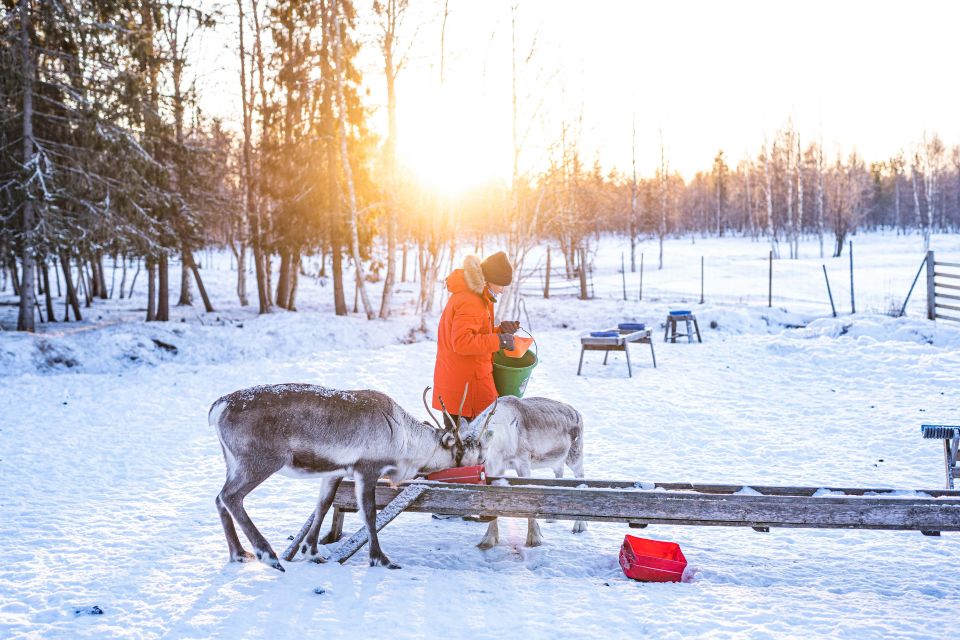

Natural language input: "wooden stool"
[922,424,960,490]
[664,312,702,343]
[578,327,656,378]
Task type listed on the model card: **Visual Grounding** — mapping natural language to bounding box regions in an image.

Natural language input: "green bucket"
[493,335,538,398]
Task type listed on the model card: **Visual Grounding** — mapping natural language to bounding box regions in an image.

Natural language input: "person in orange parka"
[432,251,520,427]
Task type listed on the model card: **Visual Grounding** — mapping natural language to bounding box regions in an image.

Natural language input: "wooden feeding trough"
[578,324,656,377]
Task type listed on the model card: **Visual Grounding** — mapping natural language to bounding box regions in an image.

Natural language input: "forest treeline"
[2,1,959,332]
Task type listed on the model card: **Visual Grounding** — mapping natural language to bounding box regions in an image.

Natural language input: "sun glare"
[396,91,510,197]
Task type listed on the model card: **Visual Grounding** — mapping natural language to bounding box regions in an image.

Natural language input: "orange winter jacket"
[432,255,501,419]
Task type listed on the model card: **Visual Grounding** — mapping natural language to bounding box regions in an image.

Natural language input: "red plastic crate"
[619,535,687,583]
[426,464,487,484]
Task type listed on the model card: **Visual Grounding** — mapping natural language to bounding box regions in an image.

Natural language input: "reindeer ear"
[440,432,456,448]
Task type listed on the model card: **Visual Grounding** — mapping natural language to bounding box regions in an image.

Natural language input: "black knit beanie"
[480,251,513,286]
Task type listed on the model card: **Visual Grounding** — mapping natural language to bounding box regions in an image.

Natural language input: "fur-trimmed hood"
[445,255,486,296]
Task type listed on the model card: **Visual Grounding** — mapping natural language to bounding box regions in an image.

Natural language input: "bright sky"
[200,0,960,191]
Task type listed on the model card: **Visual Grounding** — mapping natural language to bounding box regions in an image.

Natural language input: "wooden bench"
[578,327,656,377]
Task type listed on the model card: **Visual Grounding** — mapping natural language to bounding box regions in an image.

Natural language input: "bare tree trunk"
[237,0,270,314]
[177,242,193,306]
[629,114,638,272]
[41,257,55,323]
[816,143,825,258]
[231,241,248,306]
[146,255,157,321]
[8,255,20,296]
[187,252,214,312]
[60,252,81,321]
[330,0,374,319]
[275,252,290,309]
[912,163,927,252]
[785,135,795,259]
[158,254,169,321]
[376,0,407,319]
[763,143,779,259]
[17,0,36,332]
[795,136,803,259]
[658,131,668,270]
[287,252,300,310]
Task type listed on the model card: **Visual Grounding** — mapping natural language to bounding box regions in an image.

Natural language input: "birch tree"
[329,0,374,319]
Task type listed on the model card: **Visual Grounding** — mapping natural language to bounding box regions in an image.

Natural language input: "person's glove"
[499,320,521,334]
[498,333,516,351]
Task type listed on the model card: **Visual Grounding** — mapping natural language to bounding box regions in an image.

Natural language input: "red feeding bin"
[619,535,687,583]
[426,464,487,485]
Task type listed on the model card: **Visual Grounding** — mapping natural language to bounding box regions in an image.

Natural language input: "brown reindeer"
[210,384,494,570]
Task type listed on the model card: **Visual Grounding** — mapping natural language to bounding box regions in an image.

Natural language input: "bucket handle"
[516,327,537,356]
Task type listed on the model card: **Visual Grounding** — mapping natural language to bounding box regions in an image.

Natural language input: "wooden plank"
[934,271,960,279]
[935,281,960,291]
[934,292,960,301]
[934,261,960,269]
[581,344,626,352]
[927,251,937,320]
[331,480,960,532]
[936,313,960,323]
[935,302,960,313]
[486,476,960,498]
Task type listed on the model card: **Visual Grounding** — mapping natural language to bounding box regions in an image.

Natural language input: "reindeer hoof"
[257,550,285,572]
[231,550,256,563]
[572,521,587,534]
[370,557,400,569]
[525,536,543,547]
[477,539,497,551]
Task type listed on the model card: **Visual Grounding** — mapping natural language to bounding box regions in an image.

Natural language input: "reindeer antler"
[422,387,443,430]
[457,383,469,419]
[477,397,499,442]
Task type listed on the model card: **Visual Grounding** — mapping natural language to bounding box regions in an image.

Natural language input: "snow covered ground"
[2,232,959,639]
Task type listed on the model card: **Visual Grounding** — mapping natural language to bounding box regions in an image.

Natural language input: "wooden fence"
[927,251,960,323]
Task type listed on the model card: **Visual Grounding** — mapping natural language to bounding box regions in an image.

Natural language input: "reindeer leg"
[215,493,254,562]
[219,461,286,572]
[569,454,588,534]
[517,461,544,547]
[216,443,254,562]
[300,477,343,562]
[477,518,499,550]
[356,470,399,569]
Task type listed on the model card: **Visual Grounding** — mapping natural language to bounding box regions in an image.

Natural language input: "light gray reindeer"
[210,383,494,571]
[448,395,586,549]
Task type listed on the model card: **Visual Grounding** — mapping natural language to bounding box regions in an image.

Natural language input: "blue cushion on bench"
[617,322,645,331]
[589,331,619,338]
[669,310,692,316]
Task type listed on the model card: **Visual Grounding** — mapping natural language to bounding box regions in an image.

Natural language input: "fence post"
[621,252,627,301]
[899,254,928,317]
[638,252,644,301]
[848,240,855,314]
[700,256,704,304]
[822,265,837,317]
[768,250,773,307]
[927,250,936,320]
[578,246,589,300]
[544,246,551,299]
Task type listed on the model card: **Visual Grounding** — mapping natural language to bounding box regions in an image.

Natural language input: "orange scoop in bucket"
[503,334,533,358]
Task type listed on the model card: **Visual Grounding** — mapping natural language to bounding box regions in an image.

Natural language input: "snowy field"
[2,232,960,639]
